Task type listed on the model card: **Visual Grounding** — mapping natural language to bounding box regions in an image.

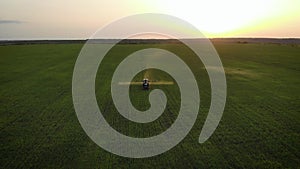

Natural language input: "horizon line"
[1,37,300,41]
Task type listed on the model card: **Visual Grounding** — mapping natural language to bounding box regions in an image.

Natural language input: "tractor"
[142,78,149,90]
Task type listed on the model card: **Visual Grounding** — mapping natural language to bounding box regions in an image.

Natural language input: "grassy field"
[0,41,299,168]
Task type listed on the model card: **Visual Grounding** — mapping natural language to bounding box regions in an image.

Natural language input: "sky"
[0,0,299,39]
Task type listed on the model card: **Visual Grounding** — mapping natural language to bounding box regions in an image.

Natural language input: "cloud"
[0,20,25,24]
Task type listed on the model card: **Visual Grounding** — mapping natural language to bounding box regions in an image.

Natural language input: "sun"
[143,0,296,37]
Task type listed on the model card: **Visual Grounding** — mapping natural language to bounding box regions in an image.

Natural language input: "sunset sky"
[0,0,299,39]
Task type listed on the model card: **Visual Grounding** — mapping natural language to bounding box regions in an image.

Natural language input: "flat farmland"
[0,40,299,168]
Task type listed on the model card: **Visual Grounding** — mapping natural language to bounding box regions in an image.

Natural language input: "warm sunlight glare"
[146,0,299,37]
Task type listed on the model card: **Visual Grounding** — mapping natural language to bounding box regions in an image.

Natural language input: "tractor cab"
[142,78,149,90]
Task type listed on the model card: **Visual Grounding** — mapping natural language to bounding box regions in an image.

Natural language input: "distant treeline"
[1,38,300,45]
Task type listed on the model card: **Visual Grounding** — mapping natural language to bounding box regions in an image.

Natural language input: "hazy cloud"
[0,20,25,24]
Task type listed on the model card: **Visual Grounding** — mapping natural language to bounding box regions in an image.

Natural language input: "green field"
[0,41,299,168]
